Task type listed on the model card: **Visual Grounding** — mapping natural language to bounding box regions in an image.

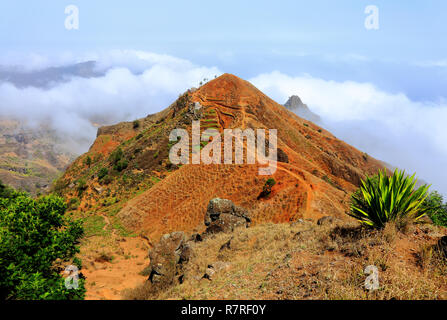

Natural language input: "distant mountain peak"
[284,95,305,109]
[284,95,321,123]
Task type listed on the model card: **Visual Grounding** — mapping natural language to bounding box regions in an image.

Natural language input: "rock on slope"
[56,74,385,241]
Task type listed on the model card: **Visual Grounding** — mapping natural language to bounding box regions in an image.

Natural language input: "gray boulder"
[148,231,191,285]
[204,198,251,234]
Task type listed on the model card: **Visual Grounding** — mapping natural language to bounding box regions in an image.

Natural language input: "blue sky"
[1,1,447,101]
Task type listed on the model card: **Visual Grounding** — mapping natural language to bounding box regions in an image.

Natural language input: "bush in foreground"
[0,185,85,300]
[348,169,429,229]
[423,191,447,227]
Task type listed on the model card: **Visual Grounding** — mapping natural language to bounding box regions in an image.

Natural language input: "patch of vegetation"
[348,169,429,229]
[151,176,161,184]
[0,179,14,198]
[176,92,190,110]
[83,155,92,167]
[69,197,80,210]
[109,147,128,172]
[109,147,124,165]
[102,196,118,207]
[423,191,447,227]
[0,187,85,300]
[114,159,128,172]
[112,218,137,237]
[77,179,88,196]
[98,167,109,180]
[83,215,107,237]
[258,178,276,199]
[133,120,140,129]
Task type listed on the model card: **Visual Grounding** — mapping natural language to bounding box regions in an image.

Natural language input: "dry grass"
[125,220,447,300]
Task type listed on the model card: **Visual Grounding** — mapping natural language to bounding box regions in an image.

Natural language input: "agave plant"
[349,169,430,229]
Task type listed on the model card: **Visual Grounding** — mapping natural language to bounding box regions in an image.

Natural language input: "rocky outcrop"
[437,236,447,258]
[204,198,251,234]
[144,199,250,288]
[147,231,191,286]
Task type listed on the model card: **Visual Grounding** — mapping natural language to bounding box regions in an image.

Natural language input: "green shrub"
[68,197,80,210]
[265,178,276,188]
[109,147,128,172]
[114,159,128,172]
[423,191,447,227]
[133,120,140,129]
[101,175,113,185]
[0,191,85,299]
[109,147,124,165]
[0,180,14,199]
[76,179,88,196]
[98,168,108,180]
[258,178,276,199]
[83,156,92,167]
[349,169,429,229]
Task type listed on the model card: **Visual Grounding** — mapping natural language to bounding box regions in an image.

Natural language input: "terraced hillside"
[55,74,386,242]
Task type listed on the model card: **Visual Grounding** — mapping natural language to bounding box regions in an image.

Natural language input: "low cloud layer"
[1,52,446,195]
[250,71,447,195]
[0,50,221,153]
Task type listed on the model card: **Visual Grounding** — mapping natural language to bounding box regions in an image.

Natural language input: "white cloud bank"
[1,52,446,195]
[0,50,222,153]
[250,71,447,195]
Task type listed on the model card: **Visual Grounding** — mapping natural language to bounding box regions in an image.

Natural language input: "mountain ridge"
[55,73,386,241]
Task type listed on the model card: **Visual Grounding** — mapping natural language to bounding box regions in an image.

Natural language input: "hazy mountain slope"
[0,118,76,194]
[0,61,101,88]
